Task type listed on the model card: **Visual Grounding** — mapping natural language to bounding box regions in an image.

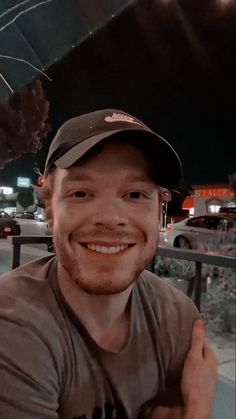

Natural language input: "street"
[0,236,52,275]
[0,218,52,275]
[15,218,49,236]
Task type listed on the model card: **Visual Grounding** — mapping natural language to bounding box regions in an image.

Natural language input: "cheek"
[136,215,159,250]
[148,228,159,248]
[50,204,69,235]
[146,209,160,232]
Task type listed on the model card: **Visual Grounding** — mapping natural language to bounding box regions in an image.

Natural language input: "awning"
[182,196,194,209]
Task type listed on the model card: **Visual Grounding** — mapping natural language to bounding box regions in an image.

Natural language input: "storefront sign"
[196,188,233,197]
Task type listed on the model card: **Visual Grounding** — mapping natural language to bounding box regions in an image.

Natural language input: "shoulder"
[0,256,71,388]
[139,269,197,310]
[0,257,66,415]
[0,255,56,296]
[0,255,64,340]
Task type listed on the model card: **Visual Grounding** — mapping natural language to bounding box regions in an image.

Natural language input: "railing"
[11,236,235,311]
[154,246,235,310]
[11,235,53,270]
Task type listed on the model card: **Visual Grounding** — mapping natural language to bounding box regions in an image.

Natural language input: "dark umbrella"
[0,0,130,102]
[0,0,131,168]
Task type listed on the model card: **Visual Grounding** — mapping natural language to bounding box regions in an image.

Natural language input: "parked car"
[0,211,21,238]
[219,206,236,214]
[162,213,236,253]
[11,211,35,219]
[35,213,46,222]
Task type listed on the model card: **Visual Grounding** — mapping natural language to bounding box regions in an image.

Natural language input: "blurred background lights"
[0,187,13,195]
[217,0,235,6]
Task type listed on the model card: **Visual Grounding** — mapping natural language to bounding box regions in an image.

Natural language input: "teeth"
[86,244,129,254]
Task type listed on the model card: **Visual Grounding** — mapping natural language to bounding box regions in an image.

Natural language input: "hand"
[147,319,218,419]
[181,318,218,419]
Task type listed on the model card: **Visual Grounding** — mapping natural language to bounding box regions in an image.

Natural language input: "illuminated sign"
[0,187,13,195]
[196,188,233,197]
[17,177,31,188]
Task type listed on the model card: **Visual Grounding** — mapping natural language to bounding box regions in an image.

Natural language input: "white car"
[162,213,236,253]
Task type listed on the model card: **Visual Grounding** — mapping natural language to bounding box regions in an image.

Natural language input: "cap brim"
[52,128,182,189]
[55,130,122,168]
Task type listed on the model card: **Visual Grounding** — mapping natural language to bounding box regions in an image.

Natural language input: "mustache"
[71,229,141,242]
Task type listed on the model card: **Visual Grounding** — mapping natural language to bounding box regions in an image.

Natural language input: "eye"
[73,191,88,198]
[126,191,145,199]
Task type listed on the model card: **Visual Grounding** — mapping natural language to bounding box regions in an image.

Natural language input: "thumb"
[190,318,205,351]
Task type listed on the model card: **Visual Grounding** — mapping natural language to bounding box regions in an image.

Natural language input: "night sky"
[1,0,236,189]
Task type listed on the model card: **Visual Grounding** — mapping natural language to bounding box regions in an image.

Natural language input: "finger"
[203,340,219,365]
[190,318,205,351]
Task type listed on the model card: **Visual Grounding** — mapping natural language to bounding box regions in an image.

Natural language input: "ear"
[45,199,54,232]
[47,218,54,233]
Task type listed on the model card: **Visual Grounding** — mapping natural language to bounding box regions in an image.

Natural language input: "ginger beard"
[54,228,159,295]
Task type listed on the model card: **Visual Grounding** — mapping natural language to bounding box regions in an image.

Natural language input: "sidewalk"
[209,333,235,383]
[207,331,235,419]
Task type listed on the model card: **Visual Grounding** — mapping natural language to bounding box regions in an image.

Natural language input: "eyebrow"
[61,173,94,184]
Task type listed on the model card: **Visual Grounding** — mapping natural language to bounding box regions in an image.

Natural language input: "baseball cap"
[44,109,183,189]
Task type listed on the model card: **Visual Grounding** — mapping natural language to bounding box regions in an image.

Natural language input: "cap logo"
[104,112,143,127]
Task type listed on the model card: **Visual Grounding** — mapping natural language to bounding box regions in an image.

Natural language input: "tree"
[0,79,50,169]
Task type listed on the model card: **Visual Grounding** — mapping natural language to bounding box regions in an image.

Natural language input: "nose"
[91,198,128,229]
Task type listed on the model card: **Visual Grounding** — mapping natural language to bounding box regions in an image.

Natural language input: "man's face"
[50,140,161,295]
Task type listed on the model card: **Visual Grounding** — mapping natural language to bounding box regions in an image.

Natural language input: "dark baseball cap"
[44,109,183,189]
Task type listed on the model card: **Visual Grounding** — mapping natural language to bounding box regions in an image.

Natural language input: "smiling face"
[49,139,161,295]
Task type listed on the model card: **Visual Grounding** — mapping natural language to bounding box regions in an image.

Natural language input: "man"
[0,109,217,418]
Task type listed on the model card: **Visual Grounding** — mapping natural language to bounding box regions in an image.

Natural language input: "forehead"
[69,137,155,175]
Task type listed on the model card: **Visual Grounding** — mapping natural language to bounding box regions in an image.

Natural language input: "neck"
[57,265,133,347]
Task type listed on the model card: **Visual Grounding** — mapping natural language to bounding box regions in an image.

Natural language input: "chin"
[72,267,140,295]
[63,260,146,295]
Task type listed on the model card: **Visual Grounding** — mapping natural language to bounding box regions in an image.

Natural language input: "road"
[0,219,52,275]
[16,218,49,236]
[0,236,52,275]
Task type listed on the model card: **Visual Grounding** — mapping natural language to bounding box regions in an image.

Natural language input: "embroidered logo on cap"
[105,112,143,127]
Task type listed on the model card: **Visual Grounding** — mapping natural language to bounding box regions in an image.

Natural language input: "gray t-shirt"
[0,256,199,419]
